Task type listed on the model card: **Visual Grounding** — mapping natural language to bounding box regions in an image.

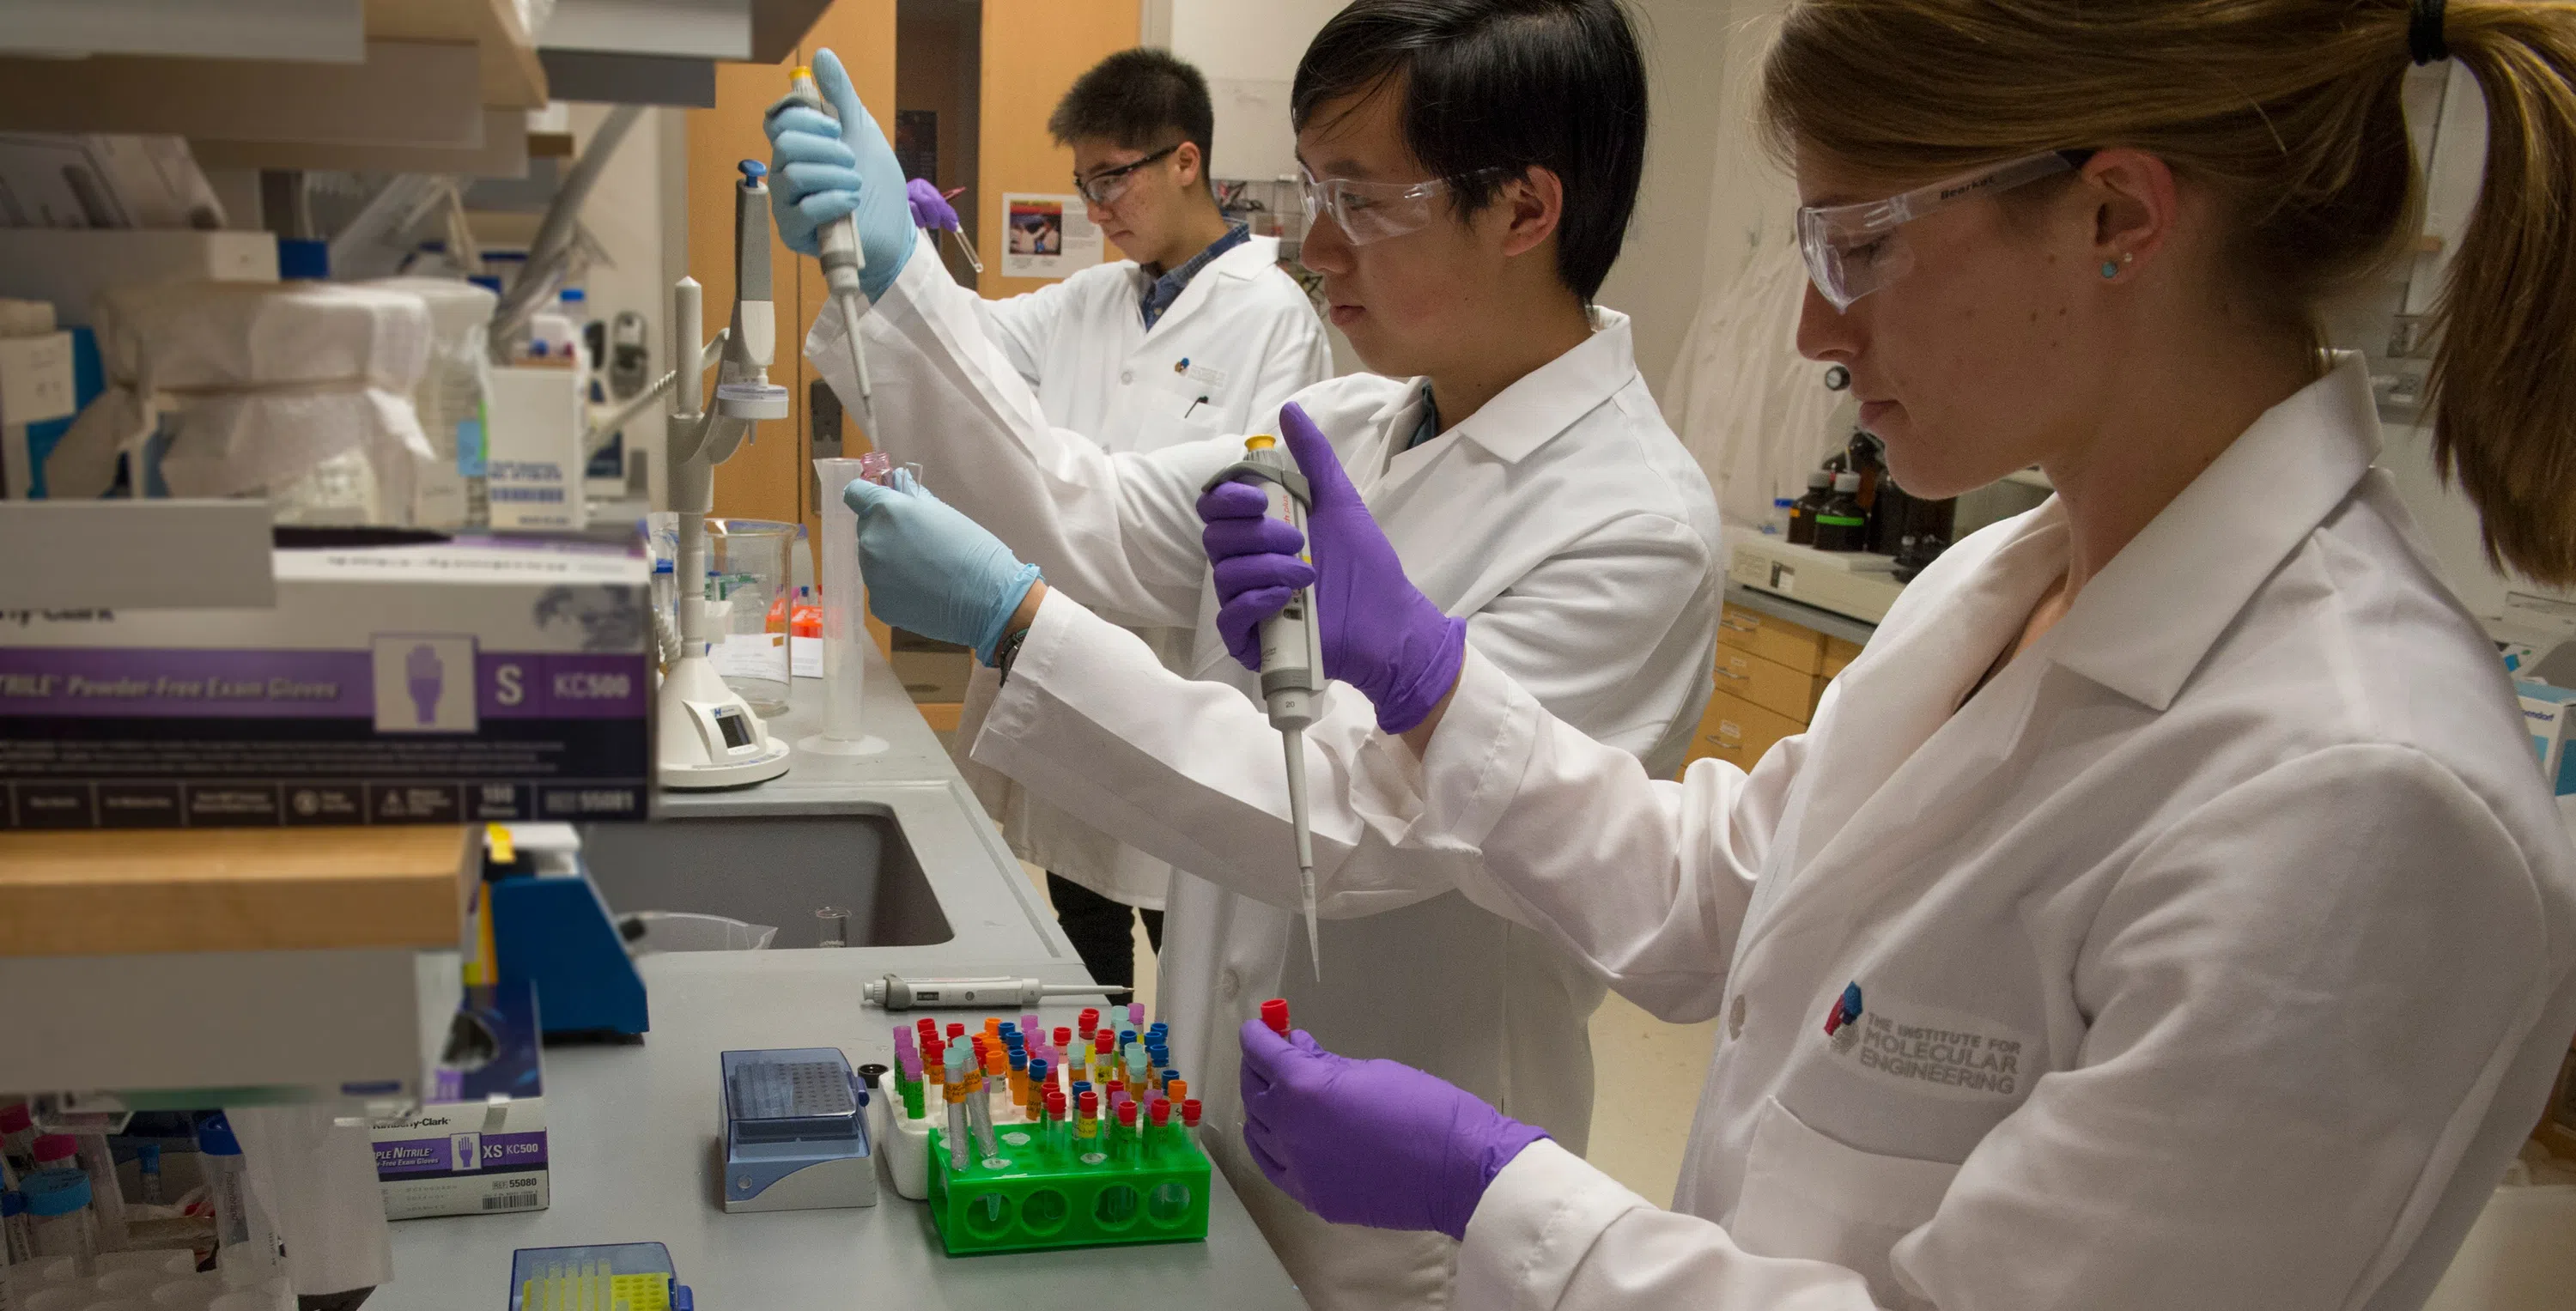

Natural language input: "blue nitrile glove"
[842,470,1039,665]
[906,178,961,232]
[764,48,912,297]
[1239,1018,1546,1241]
[1196,402,1468,732]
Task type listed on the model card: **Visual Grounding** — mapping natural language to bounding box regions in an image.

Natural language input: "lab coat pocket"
[1731,1096,1959,1308]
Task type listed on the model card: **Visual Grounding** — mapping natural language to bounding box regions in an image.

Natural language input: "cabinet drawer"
[1822,636,1865,681]
[1715,648,1826,724]
[1682,689,1805,777]
[1716,603,1826,674]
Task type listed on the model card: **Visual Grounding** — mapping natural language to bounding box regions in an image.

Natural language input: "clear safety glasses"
[1073,142,1181,207]
[1796,149,2093,312]
[1297,167,1501,246]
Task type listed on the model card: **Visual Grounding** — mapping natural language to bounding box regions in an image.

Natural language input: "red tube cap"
[31,1133,76,1164]
[1078,1089,1100,1114]
[1261,998,1291,1035]
[1054,1026,1073,1048]
[1150,1099,1172,1126]
[1117,1101,1139,1126]
[1078,1008,1100,1034]
[1182,1098,1203,1127]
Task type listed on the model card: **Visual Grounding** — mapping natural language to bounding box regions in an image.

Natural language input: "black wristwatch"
[992,624,1032,683]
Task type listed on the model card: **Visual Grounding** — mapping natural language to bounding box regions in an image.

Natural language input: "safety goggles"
[1796,149,2093,312]
[1073,143,1181,207]
[1297,166,1502,246]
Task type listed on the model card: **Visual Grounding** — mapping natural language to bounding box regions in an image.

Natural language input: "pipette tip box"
[507,1241,689,1311]
[719,1047,878,1212]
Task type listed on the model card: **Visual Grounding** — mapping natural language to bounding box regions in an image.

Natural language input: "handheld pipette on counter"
[862,974,1131,1011]
[773,66,876,432]
[1206,436,1326,980]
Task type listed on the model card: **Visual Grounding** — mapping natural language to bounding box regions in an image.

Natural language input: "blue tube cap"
[137,1143,161,1172]
[197,1112,241,1157]
[21,1168,91,1216]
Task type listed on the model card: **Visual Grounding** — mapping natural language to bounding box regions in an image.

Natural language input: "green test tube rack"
[927,1124,1212,1255]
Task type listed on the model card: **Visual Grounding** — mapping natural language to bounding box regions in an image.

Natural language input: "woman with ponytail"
[1212,3,2576,1307]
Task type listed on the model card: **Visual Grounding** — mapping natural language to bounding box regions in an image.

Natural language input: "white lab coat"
[811,231,1328,909]
[1352,357,2576,1310]
[812,238,1725,1308]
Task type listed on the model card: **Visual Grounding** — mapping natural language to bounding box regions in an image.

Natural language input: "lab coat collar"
[1136,235,1283,343]
[2048,353,2382,711]
[1437,309,1637,465]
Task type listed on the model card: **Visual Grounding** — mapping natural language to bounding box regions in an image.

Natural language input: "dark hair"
[1049,48,1217,180]
[1291,0,1647,301]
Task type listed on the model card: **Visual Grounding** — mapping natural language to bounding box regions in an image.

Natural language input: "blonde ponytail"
[1761,0,2576,583]
[2425,4,2576,584]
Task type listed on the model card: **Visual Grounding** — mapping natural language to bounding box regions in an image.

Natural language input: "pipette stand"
[659,160,793,790]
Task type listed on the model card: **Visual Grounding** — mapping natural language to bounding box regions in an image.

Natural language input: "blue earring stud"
[2101,260,2120,280]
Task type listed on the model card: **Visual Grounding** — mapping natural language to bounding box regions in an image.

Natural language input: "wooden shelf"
[0,826,473,958]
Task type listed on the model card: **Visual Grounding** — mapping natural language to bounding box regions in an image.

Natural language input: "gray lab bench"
[373,641,1305,1310]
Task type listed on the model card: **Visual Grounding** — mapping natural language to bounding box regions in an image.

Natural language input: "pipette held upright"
[780,66,877,430]
[1207,437,1327,979]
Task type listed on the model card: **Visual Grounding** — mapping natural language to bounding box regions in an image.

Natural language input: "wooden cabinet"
[1716,601,1826,673]
[1685,601,1869,776]
[1688,690,1805,775]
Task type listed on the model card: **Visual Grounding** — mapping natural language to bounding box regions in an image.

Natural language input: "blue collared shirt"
[1139,222,1252,330]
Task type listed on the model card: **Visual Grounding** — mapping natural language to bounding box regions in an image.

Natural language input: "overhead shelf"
[368,0,549,109]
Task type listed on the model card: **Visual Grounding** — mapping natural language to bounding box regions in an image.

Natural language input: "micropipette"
[862,973,1131,1011]
[1206,437,1326,980]
[776,67,876,432]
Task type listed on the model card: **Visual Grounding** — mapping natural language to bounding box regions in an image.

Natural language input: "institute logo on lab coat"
[1822,982,1865,1054]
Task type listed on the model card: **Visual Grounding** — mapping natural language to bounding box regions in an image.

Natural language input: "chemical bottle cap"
[1834,472,1862,492]
[1261,998,1291,1035]
[1807,470,1833,489]
[31,1134,75,1165]
[1774,497,1797,509]
[1151,1100,1172,1126]
[21,1169,90,1216]
[1078,1090,1099,1114]
[1116,1102,1139,1126]
[0,1102,29,1133]
[1182,1099,1203,1126]
[560,288,586,303]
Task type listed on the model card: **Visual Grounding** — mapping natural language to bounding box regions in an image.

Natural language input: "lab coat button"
[1728,994,1747,1039]
[1220,968,1243,999]
[1121,368,1135,384]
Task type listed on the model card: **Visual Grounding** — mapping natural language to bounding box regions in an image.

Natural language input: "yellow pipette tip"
[792,65,812,80]
[1246,434,1277,451]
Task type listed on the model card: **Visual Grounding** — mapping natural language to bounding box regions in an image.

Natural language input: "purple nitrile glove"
[906,178,961,232]
[1238,1018,1546,1241]
[1196,401,1467,733]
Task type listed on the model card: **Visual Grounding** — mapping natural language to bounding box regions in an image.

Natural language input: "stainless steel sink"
[579,812,955,949]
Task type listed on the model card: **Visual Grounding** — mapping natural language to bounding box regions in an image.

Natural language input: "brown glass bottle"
[1813,472,1868,551]
[1787,470,1832,546]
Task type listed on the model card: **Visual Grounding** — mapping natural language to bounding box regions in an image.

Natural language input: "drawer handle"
[1715,668,1748,681]
[1719,616,1761,633]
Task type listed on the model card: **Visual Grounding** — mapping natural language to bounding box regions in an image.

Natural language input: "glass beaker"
[705,518,797,715]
